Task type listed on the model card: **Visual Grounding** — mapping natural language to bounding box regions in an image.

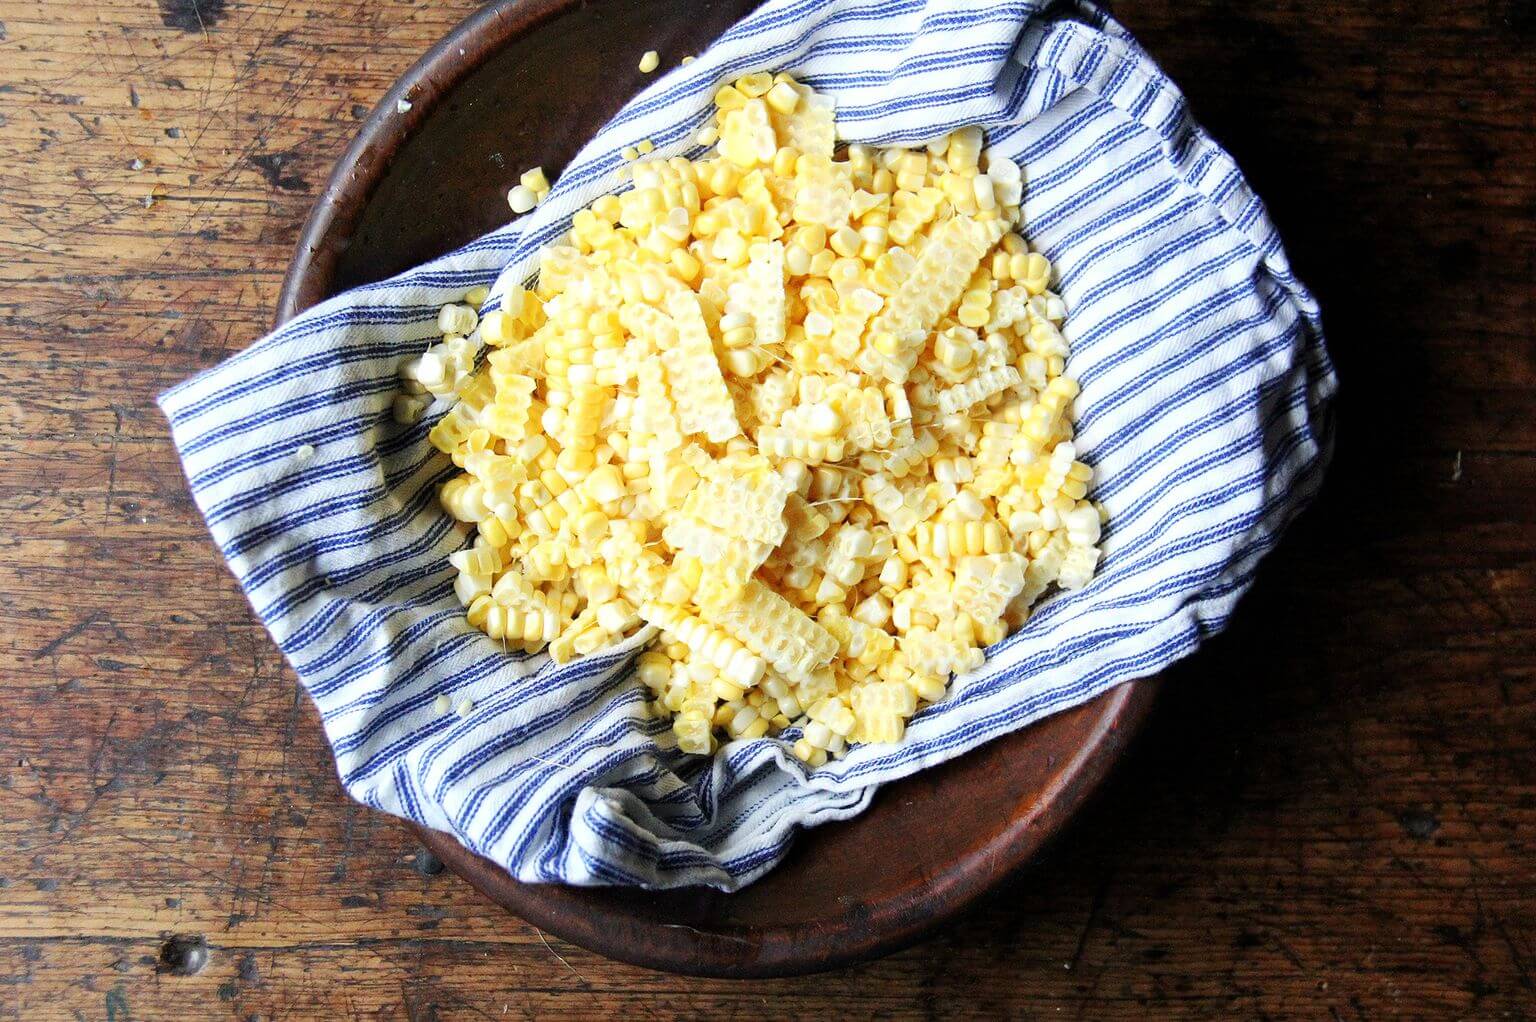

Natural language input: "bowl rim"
[412,681,1156,977]
[275,0,1160,978]
[275,0,580,326]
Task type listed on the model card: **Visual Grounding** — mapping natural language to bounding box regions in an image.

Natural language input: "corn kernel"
[714,84,747,112]
[765,80,800,114]
[419,71,1100,760]
[736,72,774,98]
[508,185,538,214]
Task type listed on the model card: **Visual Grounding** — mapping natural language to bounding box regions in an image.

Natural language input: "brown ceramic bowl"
[276,0,1160,978]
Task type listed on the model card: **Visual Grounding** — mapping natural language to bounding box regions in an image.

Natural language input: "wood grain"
[0,0,1531,1017]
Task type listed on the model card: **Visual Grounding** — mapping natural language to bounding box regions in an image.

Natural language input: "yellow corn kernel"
[424,74,1100,754]
[714,84,747,113]
[1020,251,1052,294]
[765,80,800,114]
[659,245,695,280]
[829,225,862,258]
[736,72,774,98]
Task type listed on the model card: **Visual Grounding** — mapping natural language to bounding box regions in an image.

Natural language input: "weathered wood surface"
[0,0,1531,1017]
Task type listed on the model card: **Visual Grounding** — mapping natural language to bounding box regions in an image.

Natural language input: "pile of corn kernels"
[399,72,1104,764]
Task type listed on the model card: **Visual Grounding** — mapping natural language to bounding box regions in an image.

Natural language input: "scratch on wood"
[1067,871,1113,975]
[656,924,758,948]
[534,927,588,985]
[32,611,104,659]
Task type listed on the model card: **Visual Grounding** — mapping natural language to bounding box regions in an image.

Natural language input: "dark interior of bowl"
[277,0,1159,978]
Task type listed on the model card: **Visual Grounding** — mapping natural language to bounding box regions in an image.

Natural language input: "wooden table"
[1,0,1531,1017]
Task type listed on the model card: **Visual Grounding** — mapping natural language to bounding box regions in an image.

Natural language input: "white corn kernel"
[508,185,538,213]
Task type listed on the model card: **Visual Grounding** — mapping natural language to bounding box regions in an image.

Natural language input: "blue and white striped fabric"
[160,0,1335,891]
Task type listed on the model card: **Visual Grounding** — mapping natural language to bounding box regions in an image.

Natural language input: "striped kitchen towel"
[160,0,1335,891]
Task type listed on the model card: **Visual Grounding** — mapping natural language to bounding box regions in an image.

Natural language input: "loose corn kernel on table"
[4,0,1534,1015]
[404,73,1107,764]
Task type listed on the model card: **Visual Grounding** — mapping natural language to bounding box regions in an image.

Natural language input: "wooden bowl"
[276,0,1160,978]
